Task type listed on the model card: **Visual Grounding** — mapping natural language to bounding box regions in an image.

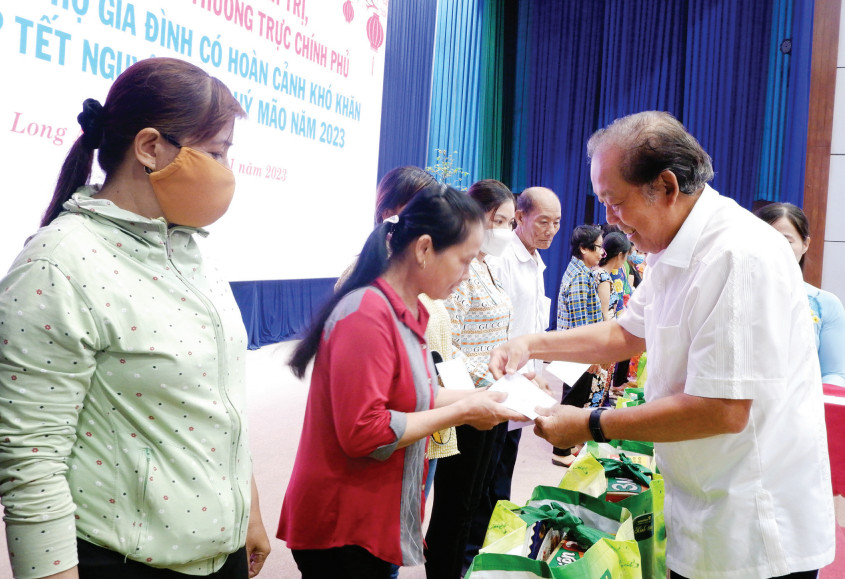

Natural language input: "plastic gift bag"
[467,535,641,578]
[482,500,529,555]
[476,486,642,575]
[465,553,553,578]
[616,476,666,579]
[616,387,646,409]
[557,446,665,579]
[481,488,624,556]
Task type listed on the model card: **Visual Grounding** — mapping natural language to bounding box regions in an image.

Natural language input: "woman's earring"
[421,259,427,270]
[144,166,153,175]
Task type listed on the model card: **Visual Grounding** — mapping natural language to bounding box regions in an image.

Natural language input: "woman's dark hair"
[42,57,246,226]
[599,232,632,266]
[754,202,810,267]
[374,166,435,225]
[570,224,602,259]
[466,179,515,215]
[629,260,643,287]
[289,184,484,378]
[601,223,621,237]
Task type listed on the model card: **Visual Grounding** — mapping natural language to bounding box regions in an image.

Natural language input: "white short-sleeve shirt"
[488,234,551,374]
[617,185,834,578]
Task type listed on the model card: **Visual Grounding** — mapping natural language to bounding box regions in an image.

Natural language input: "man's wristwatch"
[588,407,610,443]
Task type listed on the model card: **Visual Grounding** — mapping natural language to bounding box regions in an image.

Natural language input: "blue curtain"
[231,2,439,349]
[682,0,773,211]
[757,0,814,205]
[510,0,812,327]
[231,280,337,349]
[377,0,439,179]
[427,0,484,182]
[512,0,605,326]
[596,0,687,126]
[758,0,794,203]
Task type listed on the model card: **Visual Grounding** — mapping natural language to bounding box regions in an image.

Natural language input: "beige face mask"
[148,146,236,227]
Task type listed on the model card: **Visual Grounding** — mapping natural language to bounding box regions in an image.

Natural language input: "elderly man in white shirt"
[489,111,834,579]
[491,187,561,372]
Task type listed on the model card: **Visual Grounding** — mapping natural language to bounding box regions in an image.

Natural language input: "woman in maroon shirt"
[278,183,525,578]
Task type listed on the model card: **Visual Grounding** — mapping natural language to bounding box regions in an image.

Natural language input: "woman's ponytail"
[288,182,483,378]
[41,98,105,226]
[289,222,393,378]
[41,138,96,227]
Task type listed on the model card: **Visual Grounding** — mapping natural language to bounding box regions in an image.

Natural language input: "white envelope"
[546,360,591,386]
[488,373,558,428]
[435,358,476,390]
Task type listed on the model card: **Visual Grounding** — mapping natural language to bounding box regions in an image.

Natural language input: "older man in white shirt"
[491,187,561,367]
[490,111,834,579]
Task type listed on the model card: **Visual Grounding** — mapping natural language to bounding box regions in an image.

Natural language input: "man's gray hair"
[587,111,714,195]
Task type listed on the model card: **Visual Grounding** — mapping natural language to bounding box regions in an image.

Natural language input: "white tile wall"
[822,0,845,295]
[821,240,845,302]
[825,154,845,241]
[832,69,845,155]
[840,0,845,66]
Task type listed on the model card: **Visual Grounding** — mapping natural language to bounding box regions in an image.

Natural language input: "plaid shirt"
[556,256,603,330]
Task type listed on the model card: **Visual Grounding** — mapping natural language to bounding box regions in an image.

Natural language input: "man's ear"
[134,128,163,172]
[656,170,681,205]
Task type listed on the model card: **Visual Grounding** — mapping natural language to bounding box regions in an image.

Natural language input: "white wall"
[822,0,845,299]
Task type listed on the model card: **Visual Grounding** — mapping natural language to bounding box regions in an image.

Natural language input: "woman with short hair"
[552,224,609,465]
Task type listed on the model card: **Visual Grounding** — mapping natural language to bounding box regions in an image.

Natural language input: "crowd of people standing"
[0,56,840,579]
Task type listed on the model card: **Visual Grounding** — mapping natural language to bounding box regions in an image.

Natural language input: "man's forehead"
[527,195,561,217]
[530,203,561,217]
[593,187,615,203]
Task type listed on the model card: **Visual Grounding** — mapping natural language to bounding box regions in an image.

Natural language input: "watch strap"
[589,407,609,443]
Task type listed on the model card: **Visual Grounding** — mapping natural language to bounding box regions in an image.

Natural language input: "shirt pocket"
[645,322,687,398]
[125,441,235,565]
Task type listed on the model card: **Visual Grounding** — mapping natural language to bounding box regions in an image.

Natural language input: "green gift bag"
[573,441,657,477]
[466,553,554,578]
[482,488,624,556]
[616,387,646,409]
[467,537,641,579]
[525,486,628,536]
[608,438,654,458]
[616,476,666,579]
[482,500,529,554]
[557,446,665,579]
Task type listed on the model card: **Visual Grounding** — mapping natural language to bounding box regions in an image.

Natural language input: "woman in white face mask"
[424,179,516,579]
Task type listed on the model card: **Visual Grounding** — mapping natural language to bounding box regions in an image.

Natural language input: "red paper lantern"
[343,0,354,23]
[366,13,384,52]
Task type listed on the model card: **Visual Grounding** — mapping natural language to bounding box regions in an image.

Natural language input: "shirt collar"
[569,255,592,274]
[512,234,545,267]
[648,184,718,269]
[373,278,429,341]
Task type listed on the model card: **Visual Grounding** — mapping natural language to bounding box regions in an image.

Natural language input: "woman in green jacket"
[0,58,269,579]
